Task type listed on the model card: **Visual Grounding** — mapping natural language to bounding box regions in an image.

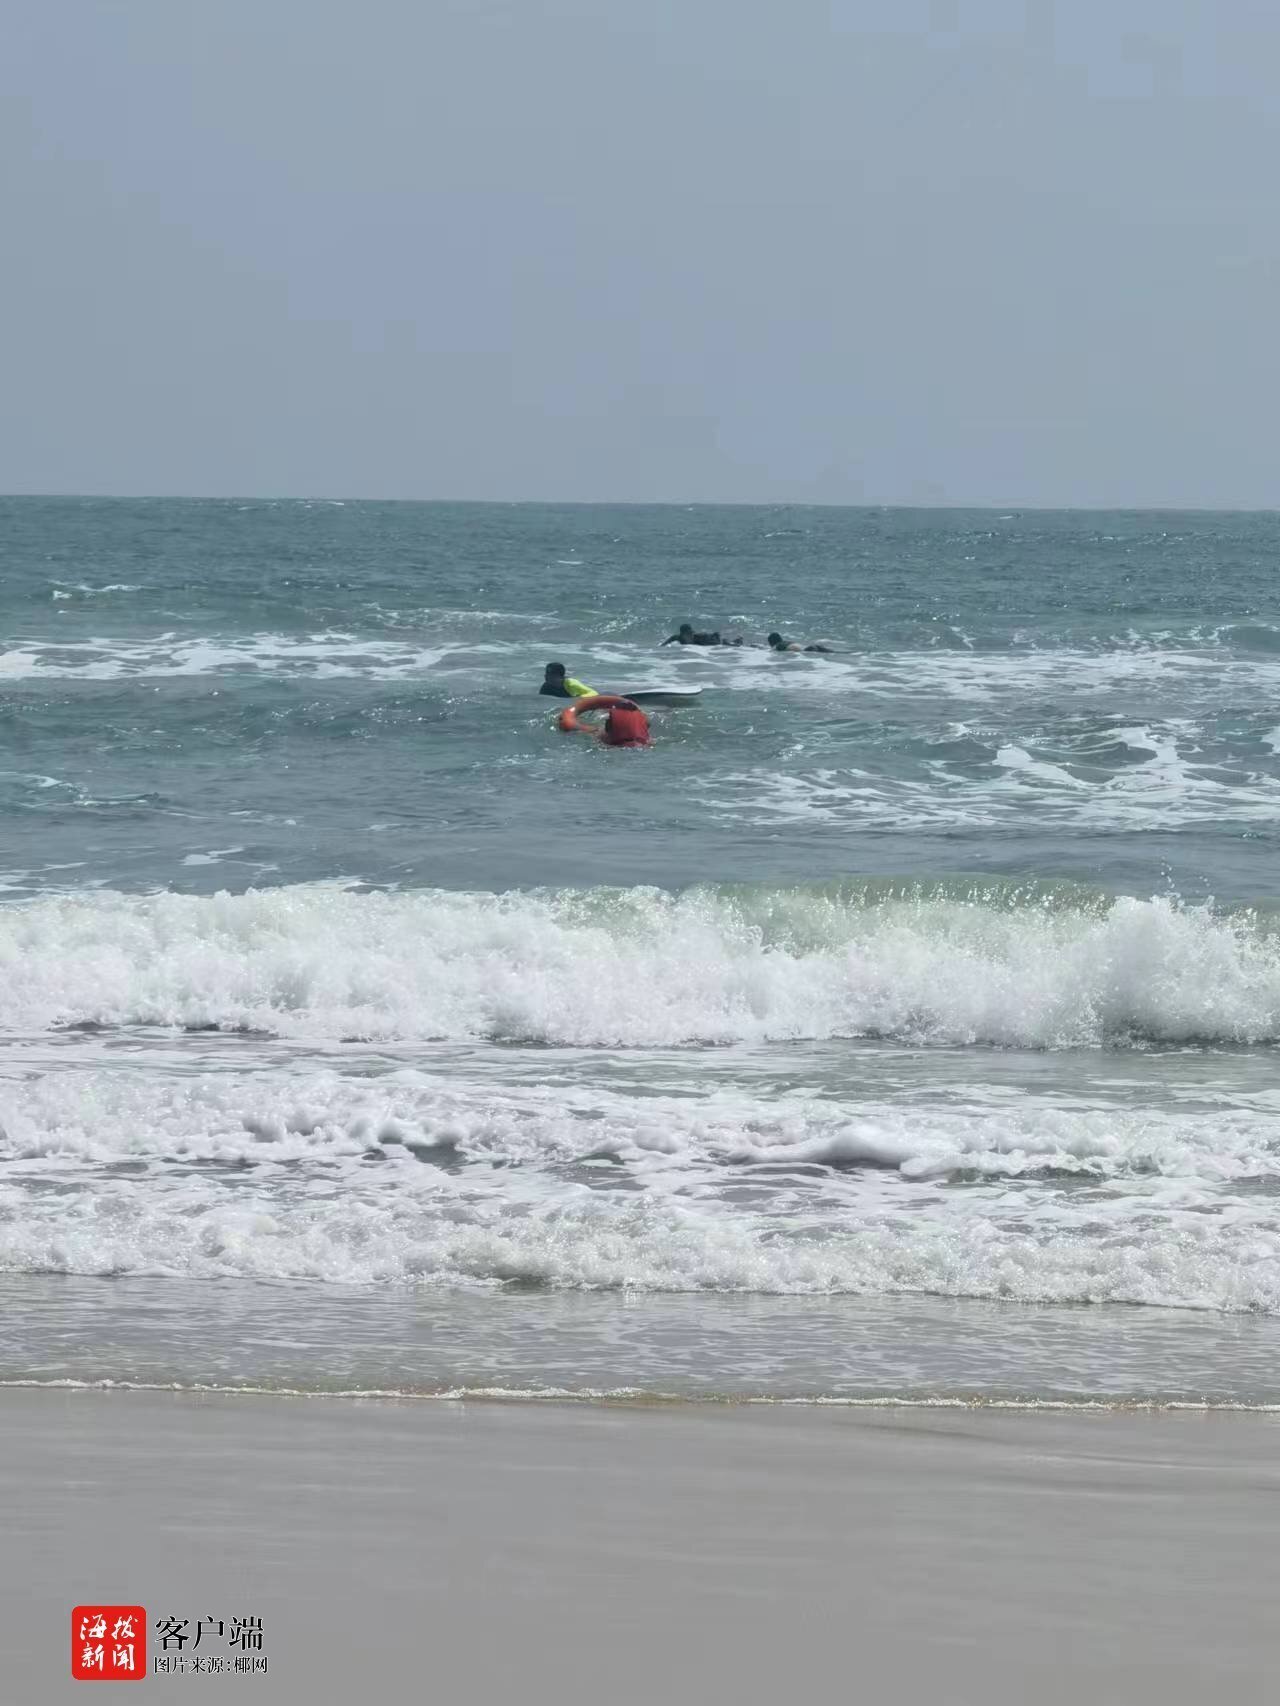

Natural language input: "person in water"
[558,694,651,746]
[767,631,834,654]
[599,701,651,747]
[661,623,728,646]
[540,661,597,697]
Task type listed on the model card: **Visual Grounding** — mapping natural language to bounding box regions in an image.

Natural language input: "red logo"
[72,1608,146,1682]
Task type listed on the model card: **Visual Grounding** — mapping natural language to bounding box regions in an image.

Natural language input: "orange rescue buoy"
[556,695,651,747]
[557,694,633,733]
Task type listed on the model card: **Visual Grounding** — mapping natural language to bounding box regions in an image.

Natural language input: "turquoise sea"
[5,498,1280,1403]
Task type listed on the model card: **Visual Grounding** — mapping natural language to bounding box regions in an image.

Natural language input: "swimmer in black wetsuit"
[768,631,834,654]
[661,623,729,646]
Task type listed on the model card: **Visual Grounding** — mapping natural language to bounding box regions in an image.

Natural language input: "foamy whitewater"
[5,499,1280,1402]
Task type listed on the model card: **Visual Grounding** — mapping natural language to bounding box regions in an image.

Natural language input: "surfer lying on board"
[767,631,834,654]
[539,662,597,697]
[661,624,735,646]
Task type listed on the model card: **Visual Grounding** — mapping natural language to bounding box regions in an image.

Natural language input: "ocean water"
[5,497,1280,1404]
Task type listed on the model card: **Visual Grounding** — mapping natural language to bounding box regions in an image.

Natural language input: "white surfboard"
[617,687,705,708]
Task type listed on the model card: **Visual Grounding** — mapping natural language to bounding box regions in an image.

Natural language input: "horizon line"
[3,492,1279,515]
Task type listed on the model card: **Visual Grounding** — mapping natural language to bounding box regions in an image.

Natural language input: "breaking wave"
[3,878,1280,1049]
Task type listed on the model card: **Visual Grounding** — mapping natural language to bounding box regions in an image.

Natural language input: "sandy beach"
[6,1390,1279,1703]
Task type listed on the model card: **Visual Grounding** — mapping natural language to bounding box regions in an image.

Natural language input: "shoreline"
[6,1377,1280,1412]
[8,1387,1280,1703]
[8,1274,1280,1405]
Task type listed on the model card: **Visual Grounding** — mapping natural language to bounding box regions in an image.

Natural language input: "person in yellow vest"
[539,661,596,699]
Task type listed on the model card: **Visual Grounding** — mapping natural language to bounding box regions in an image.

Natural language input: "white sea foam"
[49,582,142,596]
[3,1169,1276,1304]
[4,1062,1275,1181]
[3,1061,1280,1307]
[2,882,1280,1047]
[0,634,499,680]
[632,642,1280,704]
[6,629,1280,719]
[180,847,246,867]
[993,745,1088,790]
[715,717,1280,832]
[0,772,71,792]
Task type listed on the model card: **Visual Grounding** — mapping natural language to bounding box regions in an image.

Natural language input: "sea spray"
[3,880,1280,1047]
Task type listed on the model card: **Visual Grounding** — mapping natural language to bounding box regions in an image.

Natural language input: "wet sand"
[5,1391,1279,1703]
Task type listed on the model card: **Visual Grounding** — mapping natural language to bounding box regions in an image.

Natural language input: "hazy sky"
[4,0,1277,505]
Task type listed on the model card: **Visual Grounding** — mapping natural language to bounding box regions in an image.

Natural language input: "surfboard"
[617,687,704,708]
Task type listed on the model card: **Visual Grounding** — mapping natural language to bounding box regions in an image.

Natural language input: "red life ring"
[557,694,635,733]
